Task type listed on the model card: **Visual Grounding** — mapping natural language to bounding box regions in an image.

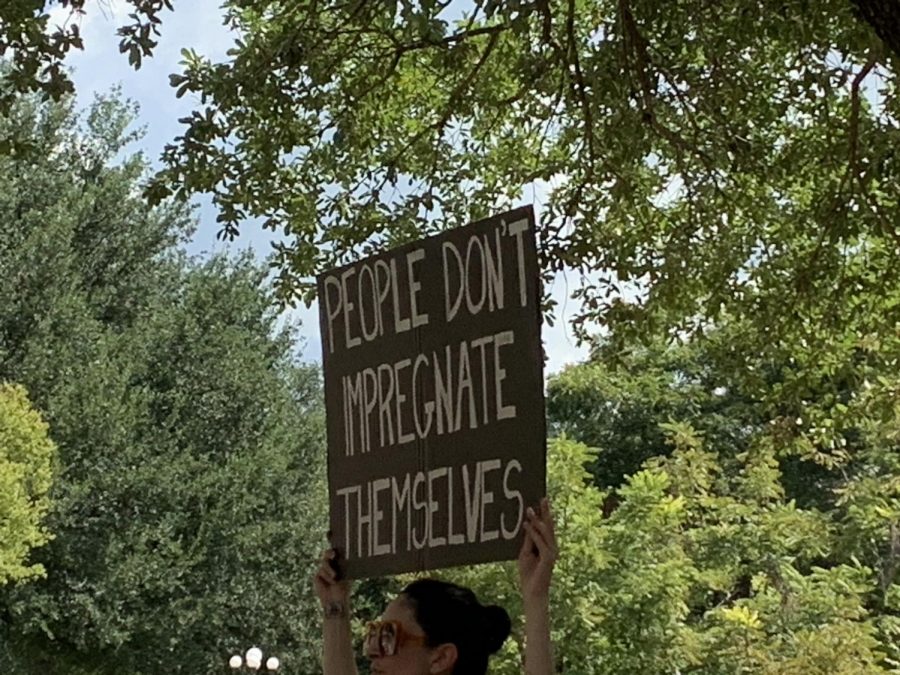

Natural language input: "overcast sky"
[51,0,590,374]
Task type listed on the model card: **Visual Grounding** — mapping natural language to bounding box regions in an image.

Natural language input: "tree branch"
[394,22,508,54]
[847,57,898,247]
[567,0,595,180]
[848,57,876,179]
[851,0,900,61]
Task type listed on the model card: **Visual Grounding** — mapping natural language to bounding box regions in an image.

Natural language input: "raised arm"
[314,549,358,675]
[517,497,558,675]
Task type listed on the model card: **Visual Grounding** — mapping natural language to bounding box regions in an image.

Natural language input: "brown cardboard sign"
[317,206,545,579]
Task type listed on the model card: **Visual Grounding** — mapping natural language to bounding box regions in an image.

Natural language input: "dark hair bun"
[480,604,512,654]
[401,579,511,672]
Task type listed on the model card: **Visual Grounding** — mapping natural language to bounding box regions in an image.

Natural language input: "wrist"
[523,594,550,613]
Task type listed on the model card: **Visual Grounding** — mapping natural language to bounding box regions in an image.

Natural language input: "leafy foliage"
[428,434,896,674]
[0,383,56,586]
[546,337,759,490]
[0,1,172,112]
[136,1,897,331]
[542,322,900,672]
[2,3,900,673]
[0,92,329,674]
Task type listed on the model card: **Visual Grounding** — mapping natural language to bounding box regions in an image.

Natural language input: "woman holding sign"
[314,498,557,675]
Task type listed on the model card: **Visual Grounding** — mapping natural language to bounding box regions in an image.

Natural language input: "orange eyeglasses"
[363,620,428,657]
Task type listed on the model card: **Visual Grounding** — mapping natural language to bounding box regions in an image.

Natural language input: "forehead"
[382,596,419,628]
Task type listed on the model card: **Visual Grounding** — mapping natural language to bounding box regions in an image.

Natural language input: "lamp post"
[229,646,280,672]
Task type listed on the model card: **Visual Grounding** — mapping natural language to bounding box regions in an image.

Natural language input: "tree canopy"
[425,434,898,674]
[0,91,329,674]
[543,322,900,672]
[140,0,899,343]
[4,3,899,349]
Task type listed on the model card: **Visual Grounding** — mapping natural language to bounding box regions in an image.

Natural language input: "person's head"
[365,579,511,675]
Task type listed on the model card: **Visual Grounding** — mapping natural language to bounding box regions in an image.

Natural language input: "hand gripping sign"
[317,206,546,579]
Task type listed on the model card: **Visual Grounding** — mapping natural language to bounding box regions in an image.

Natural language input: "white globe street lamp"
[228,646,280,672]
[246,647,263,670]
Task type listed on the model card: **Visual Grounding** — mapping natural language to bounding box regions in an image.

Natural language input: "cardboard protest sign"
[317,206,545,579]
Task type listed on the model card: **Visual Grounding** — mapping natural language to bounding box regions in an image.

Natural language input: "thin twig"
[848,57,876,178]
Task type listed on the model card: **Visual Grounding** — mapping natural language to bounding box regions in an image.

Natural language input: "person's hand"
[517,497,557,607]
[313,549,351,614]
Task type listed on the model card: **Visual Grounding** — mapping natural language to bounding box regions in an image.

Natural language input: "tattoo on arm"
[324,600,347,619]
